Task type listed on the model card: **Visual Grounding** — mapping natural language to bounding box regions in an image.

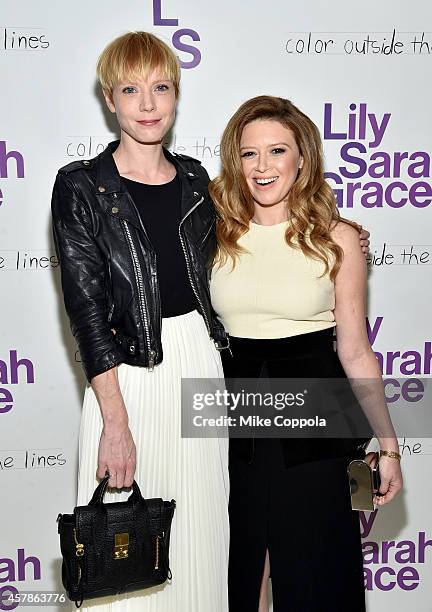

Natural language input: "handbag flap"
[73,497,173,544]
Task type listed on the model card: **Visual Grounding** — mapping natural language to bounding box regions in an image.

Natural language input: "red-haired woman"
[209,96,403,611]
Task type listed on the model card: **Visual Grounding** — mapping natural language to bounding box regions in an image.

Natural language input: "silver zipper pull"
[148,350,156,372]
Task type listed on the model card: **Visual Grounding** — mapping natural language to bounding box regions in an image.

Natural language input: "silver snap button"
[83,160,90,165]
[98,186,106,193]
[188,172,195,177]
[129,346,135,354]
[112,206,119,214]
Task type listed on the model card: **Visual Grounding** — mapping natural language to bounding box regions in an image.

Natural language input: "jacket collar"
[94,140,200,195]
[94,140,203,227]
[94,140,123,194]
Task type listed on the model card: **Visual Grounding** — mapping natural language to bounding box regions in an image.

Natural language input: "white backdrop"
[0,1,431,610]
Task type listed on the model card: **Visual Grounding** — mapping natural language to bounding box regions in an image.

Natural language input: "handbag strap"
[77,477,160,547]
[88,476,143,506]
[88,477,157,535]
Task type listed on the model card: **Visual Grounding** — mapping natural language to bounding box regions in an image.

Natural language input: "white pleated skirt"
[75,310,229,611]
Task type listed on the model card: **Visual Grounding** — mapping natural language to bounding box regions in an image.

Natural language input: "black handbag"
[56,476,176,608]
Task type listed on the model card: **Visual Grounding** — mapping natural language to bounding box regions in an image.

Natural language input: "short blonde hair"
[97,31,180,97]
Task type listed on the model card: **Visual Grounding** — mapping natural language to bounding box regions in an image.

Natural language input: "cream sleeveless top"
[210,221,336,339]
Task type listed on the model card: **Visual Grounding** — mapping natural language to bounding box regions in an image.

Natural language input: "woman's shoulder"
[57,158,95,176]
[329,219,361,249]
[52,157,99,217]
[57,140,115,180]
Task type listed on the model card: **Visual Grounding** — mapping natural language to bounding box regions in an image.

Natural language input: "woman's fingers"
[96,462,107,480]
[358,225,371,254]
[375,480,401,505]
[374,457,403,506]
[97,425,137,489]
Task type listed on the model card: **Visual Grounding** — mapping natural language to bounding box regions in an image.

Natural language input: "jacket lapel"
[94,141,204,231]
[94,141,143,231]
[159,148,204,220]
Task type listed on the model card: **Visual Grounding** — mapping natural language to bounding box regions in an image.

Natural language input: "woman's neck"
[252,201,288,226]
[113,133,175,184]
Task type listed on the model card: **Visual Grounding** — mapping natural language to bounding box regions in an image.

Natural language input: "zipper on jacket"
[107,302,114,323]
[198,218,215,248]
[178,197,211,335]
[121,220,156,370]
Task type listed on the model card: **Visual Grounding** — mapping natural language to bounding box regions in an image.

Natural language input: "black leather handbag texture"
[56,477,176,608]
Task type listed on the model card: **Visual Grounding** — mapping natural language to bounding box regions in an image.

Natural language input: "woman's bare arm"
[91,367,136,489]
[331,221,403,505]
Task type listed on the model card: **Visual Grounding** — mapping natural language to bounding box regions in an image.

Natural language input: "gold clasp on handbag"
[114,532,129,559]
[73,528,85,558]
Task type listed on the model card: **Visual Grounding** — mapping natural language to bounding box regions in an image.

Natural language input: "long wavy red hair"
[209,96,360,280]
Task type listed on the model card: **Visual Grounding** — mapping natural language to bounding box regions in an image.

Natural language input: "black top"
[122,174,196,318]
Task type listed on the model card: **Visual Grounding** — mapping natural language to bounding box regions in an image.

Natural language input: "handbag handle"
[84,476,160,551]
[88,476,144,506]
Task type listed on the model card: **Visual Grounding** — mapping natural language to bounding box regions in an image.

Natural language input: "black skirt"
[222,328,367,612]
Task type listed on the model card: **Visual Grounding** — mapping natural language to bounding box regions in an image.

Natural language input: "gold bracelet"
[379,450,401,461]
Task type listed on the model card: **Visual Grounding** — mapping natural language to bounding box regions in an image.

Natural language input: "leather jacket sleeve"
[51,171,124,383]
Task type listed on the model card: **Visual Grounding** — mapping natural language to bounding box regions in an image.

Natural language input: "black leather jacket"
[51,140,228,383]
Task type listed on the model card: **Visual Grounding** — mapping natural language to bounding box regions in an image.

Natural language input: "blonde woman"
[209,96,403,611]
[51,32,229,611]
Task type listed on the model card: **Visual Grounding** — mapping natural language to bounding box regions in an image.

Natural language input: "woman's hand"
[358,225,370,255]
[91,366,136,489]
[374,455,403,506]
[97,417,137,489]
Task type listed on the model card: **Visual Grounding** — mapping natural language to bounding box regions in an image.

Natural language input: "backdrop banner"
[0,1,431,610]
